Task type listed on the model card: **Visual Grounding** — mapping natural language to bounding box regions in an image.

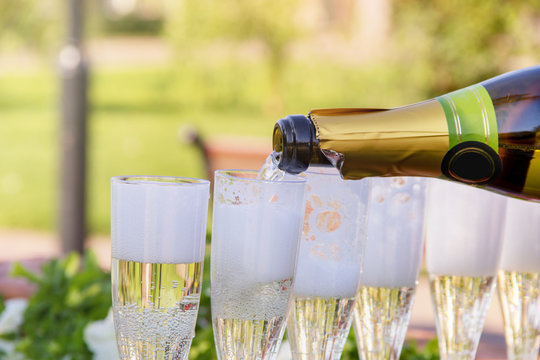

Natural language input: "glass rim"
[304,167,341,177]
[214,169,306,184]
[111,175,210,187]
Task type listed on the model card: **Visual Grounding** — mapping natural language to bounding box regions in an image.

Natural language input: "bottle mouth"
[273,126,284,154]
[272,115,315,174]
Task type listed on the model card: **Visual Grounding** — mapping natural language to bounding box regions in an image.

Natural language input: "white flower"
[84,309,119,360]
[276,340,292,360]
[0,339,27,360]
[0,299,27,335]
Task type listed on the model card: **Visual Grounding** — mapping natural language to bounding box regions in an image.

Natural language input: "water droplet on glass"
[392,178,407,187]
[392,192,410,204]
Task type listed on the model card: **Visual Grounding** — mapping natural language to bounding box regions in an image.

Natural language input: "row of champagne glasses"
[110,170,540,360]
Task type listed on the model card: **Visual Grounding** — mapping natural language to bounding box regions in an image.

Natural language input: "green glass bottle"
[272,66,540,200]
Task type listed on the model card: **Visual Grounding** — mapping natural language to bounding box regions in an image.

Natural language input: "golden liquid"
[429,274,495,360]
[352,286,416,360]
[497,270,540,360]
[212,278,292,360]
[111,258,203,360]
[213,316,286,360]
[287,296,355,360]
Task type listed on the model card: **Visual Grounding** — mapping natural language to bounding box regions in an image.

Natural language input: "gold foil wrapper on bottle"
[310,100,450,180]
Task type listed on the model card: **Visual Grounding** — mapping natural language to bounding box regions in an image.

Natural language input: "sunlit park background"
[1,1,540,359]
[1,0,540,236]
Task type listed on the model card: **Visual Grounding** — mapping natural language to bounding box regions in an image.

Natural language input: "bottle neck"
[272,115,329,173]
[274,97,502,182]
[310,100,450,179]
[273,103,450,178]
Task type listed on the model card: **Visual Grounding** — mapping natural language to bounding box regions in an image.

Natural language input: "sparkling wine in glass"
[211,169,306,360]
[352,177,427,360]
[111,176,210,360]
[286,167,368,360]
[497,197,540,360]
[425,179,506,360]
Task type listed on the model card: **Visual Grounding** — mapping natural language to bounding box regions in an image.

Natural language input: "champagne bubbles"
[212,278,292,320]
[212,203,302,285]
[293,257,361,298]
[425,179,506,276]
[211,169,306,360]
[361,177,427,288]
[293,168,367,298]
[499,197,540,272]
[111,177,209,264]
[111,260,203,360]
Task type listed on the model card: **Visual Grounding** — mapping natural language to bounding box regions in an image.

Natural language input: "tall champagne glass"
[286,167,368,360]
[111,176,210,360]
[497,197,540,360]
[425,179,506,360]
[211,170,306,360]
[352,177,427,360]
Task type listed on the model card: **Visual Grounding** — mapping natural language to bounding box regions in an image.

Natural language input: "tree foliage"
[0,0,63,51]
[163,0,306,107]
[392,0,540,96]
[164,0,303,54]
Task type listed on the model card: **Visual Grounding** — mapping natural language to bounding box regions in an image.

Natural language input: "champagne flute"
[111,176,210,360]
[497,197,540,360]
[211,169,306,360]
[425,179,506,360]
[287,167,368,360]
[352,177,427,360]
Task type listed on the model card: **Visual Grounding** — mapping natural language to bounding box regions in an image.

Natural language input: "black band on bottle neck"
[273,115,316,174]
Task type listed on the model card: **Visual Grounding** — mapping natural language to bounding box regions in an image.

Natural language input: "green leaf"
[11,251,111,360]
[9,263,40,284]
[400,338,440,360]
[62,253,81,279]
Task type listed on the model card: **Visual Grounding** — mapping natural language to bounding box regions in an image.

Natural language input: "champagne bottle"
[272,65,540,200]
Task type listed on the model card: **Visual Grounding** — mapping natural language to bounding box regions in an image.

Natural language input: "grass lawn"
[0,59,424,234]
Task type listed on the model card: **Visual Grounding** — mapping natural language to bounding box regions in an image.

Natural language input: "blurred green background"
[1,0,540,235]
